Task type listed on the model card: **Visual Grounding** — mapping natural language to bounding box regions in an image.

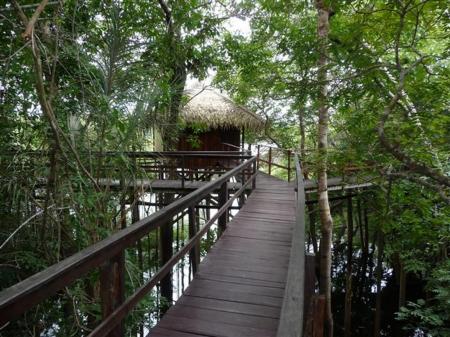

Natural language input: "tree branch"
[387,172,450,205]
[156,0,171,25]
[11,2,102,192]
[377,58,450,187]
[21,0,49,39]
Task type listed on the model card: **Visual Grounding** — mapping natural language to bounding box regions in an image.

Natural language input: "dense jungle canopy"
[0,1,449,337]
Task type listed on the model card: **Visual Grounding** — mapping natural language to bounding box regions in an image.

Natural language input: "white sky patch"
[225,17,251,37]
[186,17,250,90]
[186,69,217,90]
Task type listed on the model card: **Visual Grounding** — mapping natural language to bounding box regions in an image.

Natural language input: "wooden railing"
[276,153,324,337]
[276,154,312,337]
[121,151,252,188]
[0,154,257,337]
[256,144,294,181]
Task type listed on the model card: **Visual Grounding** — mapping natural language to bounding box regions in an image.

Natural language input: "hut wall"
[178,127,240,152]
[178,127,241,169]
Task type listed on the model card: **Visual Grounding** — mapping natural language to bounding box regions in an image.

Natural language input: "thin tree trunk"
[360,202,370,296]
[344,196,353,337]
[373,230,384,337]
[299,107,318,255]
[399,259,406,309]
[315,1,333,336]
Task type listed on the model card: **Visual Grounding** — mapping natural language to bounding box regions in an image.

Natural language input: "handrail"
[0,156,257,329]
[256,144,293,181]
[221,143,251,154]
[276,153,306,337]
[2,150,252,160]
[90,169,257,337]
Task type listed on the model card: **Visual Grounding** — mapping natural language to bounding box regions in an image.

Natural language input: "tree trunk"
[299,107,318,255]
[373,230,384,337]
[344,196,353,337]
[399,259,406,309]
[315,1,333,336]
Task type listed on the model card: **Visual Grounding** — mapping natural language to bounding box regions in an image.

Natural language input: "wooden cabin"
[179,88,264,151]
[177,87,264,168]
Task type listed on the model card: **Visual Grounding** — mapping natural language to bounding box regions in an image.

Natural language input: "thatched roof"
[181,88,265,131]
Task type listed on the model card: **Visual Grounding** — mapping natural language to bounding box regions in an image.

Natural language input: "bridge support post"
[188,206,200,274]
[268,147,272,175]
[252,160,257,191]
[257,145,260,169]
[160,193,173,314]
[238,170,245,207]
[218,181,228,236]
[287,150,292,182]
[304,295,326,337]
[100,252,125,337]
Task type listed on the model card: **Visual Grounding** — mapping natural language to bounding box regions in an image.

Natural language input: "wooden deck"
[150,172,296,337]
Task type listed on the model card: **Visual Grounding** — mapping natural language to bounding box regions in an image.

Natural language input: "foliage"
[396,260,450,337]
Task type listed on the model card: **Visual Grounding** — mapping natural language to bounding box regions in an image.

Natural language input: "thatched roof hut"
[181,88,264,131]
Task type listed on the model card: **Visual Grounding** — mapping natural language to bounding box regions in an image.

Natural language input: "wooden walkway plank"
[148,173,296,337]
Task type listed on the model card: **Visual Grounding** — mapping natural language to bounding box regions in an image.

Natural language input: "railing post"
[100,252,125,337]
[304,295,326,337]
[159,193,173,313]
[257,145,260,169]
[238,169,246,207]
[287,150,291,182]
[218,181,228,236]
[268,147,272,175]
[252,160,257,191]
[188,206,200,274]
[181,155,185,189]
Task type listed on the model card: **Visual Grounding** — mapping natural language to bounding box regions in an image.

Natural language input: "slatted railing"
[256,144,294,181]
[0,154,257,337]
[276,153,309,337]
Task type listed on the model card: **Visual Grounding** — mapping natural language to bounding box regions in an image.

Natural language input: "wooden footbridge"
[0,151,321,337]
[151,172,299,337]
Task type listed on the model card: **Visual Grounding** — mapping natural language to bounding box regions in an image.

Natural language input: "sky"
[186,16,251,90]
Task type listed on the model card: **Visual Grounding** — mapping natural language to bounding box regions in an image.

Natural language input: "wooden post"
[257,145,260,169]
[287,150,292,182]
[206,195,213,242]
[131,191,144,337]
[304,295,326,337]
[159,193,173,313]
[100,252,125,337]
[218,181,228,236]
[268,147,272,175]
[181,155,185,189]
[188,206,200,274]
[344,195,353,337]
[304,254,316,320]
[239,170,246,207]
[252,160,257,191]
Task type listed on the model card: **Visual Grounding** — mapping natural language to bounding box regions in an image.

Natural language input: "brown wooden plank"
[177,296,281,318]
[234,213,295,223]
[200,258,288,276]
[166,304,279,330]
[150,327,208,337]
[185,285,283,308]
[157,315,276,337]
[223,232,292,244]
[196,272,286,289]
[186,279,285,298]
[225,228,293,240]
[202,253,289,268]
[207,244,291,259]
